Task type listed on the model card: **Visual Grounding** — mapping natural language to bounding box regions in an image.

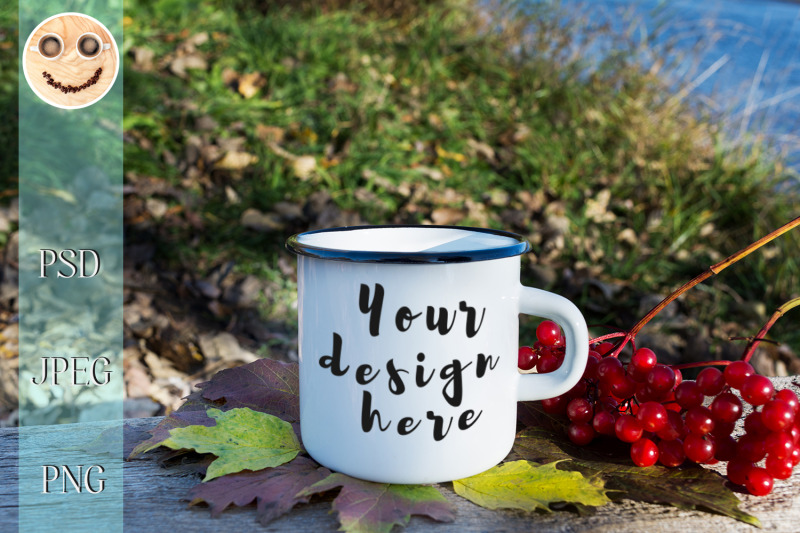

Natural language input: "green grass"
[41,0,800,355]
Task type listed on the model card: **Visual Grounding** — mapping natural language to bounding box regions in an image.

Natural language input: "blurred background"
[0,0,798,425]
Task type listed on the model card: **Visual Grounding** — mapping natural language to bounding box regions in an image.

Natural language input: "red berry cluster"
[42,69,103,94]
[519,321,800,496]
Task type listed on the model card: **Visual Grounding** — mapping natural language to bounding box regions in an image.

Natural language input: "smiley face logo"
[23,12,119,109]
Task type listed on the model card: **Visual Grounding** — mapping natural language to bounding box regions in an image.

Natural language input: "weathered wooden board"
[2,377,800,532]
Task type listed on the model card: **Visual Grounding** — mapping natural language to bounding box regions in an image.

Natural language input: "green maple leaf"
[297,473,455,533]
[161,407,302,481]
[453,460,611,513]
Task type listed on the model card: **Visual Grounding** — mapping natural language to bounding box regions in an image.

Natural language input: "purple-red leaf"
[187,456,331,525]
[197,359,299,422]
[298,473,455,533]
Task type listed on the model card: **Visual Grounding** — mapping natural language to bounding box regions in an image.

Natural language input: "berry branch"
[519,216,800,496]
[611,215,800,358]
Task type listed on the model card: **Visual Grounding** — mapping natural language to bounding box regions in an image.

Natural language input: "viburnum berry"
[629,348,658,380]
[518,346,538,371]
[630,437,659,467]
[744,411,769,436]
[536,320,562,346]
[592,410,617,436]
[764,431,795,459]
[674,381,704,409]
[656,410,686,441]
[710,392,743,424]
[541,395,568,415]
[714,434,738,462]
[637,401,668,432]
[566,397,593,424]
[765,454,794,480]
[658,439,686,467]
[761,399,795,432]
[696,367,726,396]
[537,351,562,374]
[775,388,800,416]
[646,365,676,394]
[683,433,716,463]
[594,342,615,356]
[744,466,774,496]
[737,434,767,463]
[567,422,595,445]
[726,459,754,486]
[615,414,644,443]
[741,374,775,406]
[596,356,624,382]
[685,406,715,435]
[723,360,755,390]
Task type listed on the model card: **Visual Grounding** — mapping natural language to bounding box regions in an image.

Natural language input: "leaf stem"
[741,297,800,363]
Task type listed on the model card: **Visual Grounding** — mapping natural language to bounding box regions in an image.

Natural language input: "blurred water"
[557,0,800,174]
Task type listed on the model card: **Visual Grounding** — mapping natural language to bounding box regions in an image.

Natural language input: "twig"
[611,216,800,358]
[742,297,800,363]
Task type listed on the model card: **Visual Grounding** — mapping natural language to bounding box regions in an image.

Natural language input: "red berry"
[518,346,538,371]
[775,389,800,416]
[656,410,686,441]
[745,466,774,496]
[696,367,726,396]
[541,395,568,415]
[597,356,624,383]
[646,365,676,394]
[537,352,562,373]
[565,380,589,400]
[629,348,657,380]
[726,459,754,485]
[685,406,715,435]
[610,374,637,399]
[592,410,617,436]
[637,401,668,432]
[673,368,683,387]
[723,360,755,390]
[594,342,615,356]
[536,320,561,346]
[615,414,644,443]
[566,397,593,424]
[792,447,800,466]
[674,381,704,409]
[567,422,595,445]
[684,433,716,463]
[714,434,738,462]
[658,439,686,467]
[631,437,659,467]
[741,375,774,406]
[762,400,795,432]
[744,411,769,436]
[710,392,743,424]
[737,434,767,462]
[765,454,794,480]
[764,431,795,459]
[583,352,601,380]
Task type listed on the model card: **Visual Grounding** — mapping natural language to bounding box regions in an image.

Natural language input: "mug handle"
[517,286,589,401]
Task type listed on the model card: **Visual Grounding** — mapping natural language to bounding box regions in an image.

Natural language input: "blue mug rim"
[286,225,531,264]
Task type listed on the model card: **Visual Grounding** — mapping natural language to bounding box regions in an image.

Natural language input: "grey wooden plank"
[2,377,800,531]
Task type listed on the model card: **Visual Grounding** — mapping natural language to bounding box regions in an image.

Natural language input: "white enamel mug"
[287,225,588,483]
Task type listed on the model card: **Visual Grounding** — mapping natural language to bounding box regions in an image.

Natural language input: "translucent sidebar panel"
[18,1,122,531]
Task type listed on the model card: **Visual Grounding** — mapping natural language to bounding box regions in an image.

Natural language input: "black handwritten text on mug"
[359,283,486,338]
[320,284,498,441]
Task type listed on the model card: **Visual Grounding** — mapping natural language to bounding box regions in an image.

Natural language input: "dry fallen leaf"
[238,72,266,99]
[215,151,259,171]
